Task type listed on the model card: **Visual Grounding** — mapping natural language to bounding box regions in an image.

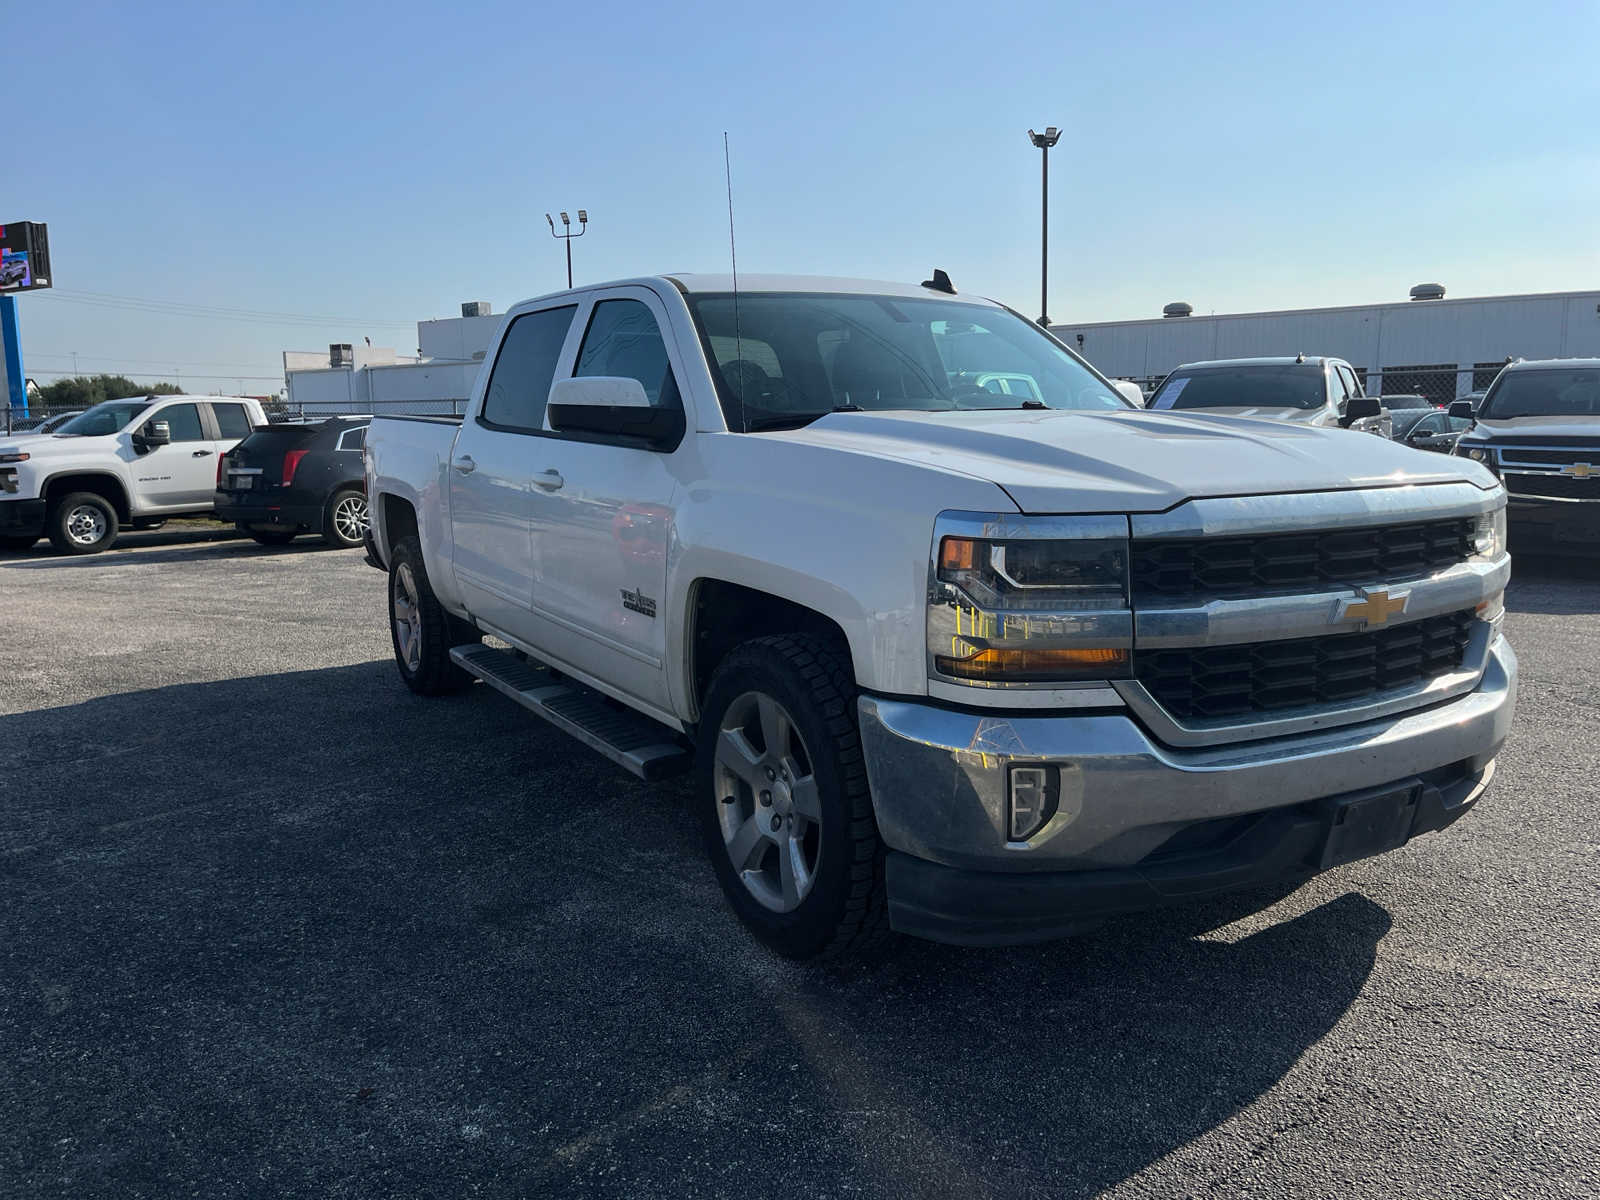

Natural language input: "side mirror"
[1448,400,1475,420]
[1111,379,1145,406]
[546,376,685,450]
[137,419,171,449]
[1344,396,1382,421]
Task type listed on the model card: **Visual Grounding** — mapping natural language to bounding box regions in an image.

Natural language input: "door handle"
[532,469,564,492]
[453,456,476,475]
[192,449,214,457]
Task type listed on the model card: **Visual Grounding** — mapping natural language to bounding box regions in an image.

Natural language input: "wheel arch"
[42,472,131,523]
[685,578,854,720]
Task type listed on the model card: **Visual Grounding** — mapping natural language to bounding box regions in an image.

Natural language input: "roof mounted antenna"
[723,131,746,434]
[921,268,956,294]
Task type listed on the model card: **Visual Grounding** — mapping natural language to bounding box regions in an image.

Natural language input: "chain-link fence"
[3,396,473,435]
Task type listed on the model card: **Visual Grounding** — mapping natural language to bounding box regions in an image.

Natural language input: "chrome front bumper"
[859,633,1516,875]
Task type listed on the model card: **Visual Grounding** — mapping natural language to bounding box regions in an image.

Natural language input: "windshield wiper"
[745,404,862,433]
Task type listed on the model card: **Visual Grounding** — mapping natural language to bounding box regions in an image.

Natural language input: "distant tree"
[34,375,182,408]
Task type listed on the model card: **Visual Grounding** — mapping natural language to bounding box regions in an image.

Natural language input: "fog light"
[1008,765,1059,841]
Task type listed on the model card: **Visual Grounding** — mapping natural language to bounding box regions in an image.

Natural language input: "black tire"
[0,534,38,551]
[248,529,299,546]
[47,492,119,555]
[322,487,368,549]
[388,535,478,695]
[697,634,888,960]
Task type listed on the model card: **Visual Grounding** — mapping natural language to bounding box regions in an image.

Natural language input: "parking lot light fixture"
[546,208,590,289]
[1027,125,1062,326]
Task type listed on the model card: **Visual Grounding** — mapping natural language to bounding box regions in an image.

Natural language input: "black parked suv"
[215,416,370,548]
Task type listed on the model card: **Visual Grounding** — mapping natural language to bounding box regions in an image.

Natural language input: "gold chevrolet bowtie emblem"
[1338,588,1409,627]
[1561,462,1594,478]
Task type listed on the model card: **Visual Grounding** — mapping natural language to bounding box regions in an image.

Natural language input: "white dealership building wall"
[283,311,503,415]
[1053,289,1600,396]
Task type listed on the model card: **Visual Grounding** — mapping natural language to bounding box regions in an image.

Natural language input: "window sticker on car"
[1152,377,1189,409]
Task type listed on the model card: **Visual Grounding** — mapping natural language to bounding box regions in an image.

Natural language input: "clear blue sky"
[8,0,1598,392]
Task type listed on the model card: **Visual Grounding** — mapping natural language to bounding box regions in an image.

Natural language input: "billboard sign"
[0,222,51,293]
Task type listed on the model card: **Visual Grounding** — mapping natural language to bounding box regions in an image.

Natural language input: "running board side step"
[450,644,692,781]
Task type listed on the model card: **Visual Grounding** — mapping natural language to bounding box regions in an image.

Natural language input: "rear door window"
[482,305,578,432]
[212,403,252,438]
[335,425,367,452]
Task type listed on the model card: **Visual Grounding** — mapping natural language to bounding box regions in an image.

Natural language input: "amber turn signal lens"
[939,536,978,571]
[935,646,1130,682]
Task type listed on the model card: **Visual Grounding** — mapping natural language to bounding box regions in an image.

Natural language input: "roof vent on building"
[329,343,353,367]
[1409,283,1446,301]
[461,301,493,318]
[1162,301,1193,318]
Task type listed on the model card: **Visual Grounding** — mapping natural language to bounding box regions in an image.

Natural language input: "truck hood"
[0,433,116,458]
[776,408,1494,513]
[1468,415,1600,442]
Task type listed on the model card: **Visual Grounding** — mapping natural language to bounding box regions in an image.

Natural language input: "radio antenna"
[723,131,746,433]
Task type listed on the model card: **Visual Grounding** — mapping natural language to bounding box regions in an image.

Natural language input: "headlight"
[1473,506,1506,559]
[928,513,1132,686]
[0,449,29,464]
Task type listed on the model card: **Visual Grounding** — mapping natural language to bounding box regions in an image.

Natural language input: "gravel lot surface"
[2,528,1597,1198]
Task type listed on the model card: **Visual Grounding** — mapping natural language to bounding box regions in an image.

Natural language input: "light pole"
[545,209,588,289]
[1027,126,1061,326]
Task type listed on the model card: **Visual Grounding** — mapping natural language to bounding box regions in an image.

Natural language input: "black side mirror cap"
[546,403,685,451]
[1343,396,1382,422]
[1448,400,1475,420]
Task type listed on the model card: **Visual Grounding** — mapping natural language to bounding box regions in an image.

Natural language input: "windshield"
[1151,364,1326,411]
[686,293,1130,430]
[55,399,155,436]
[1479,368,1600,420]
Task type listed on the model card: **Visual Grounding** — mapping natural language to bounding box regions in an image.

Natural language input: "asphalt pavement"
[2,528,1597,1198]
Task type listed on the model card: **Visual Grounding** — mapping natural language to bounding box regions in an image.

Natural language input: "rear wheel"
[323,487,369,548]
[388,536,477,695]
[0,534,38,551]
[47,492,119,555]
[697,634,887,960]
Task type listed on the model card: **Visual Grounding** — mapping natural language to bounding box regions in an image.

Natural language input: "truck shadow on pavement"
[2,660,1389,1199]
[1,530,348,569]
[1504,553,1600,614]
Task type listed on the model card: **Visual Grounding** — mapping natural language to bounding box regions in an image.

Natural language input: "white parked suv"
[364,274,1515,959]
[0,394,268,554]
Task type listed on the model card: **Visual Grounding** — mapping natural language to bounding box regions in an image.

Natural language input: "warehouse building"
[282,302,502,416]
[1052,286,1600,404]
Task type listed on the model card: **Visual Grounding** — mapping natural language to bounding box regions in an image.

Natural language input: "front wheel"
[388,536,477,695]
[697,634,887,960]
[47,492,119,555]
[323,487,369,548]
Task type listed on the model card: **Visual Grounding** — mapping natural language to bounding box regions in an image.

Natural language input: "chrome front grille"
[1130,518,1475,603]
[1120,484,1507,744]
[1134,609,1475,721]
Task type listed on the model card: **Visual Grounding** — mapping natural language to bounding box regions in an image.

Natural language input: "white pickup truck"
[0,394,268,554]
[364,274,1516,958]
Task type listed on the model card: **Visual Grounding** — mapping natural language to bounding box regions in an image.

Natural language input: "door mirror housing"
[546,377,685,450]
[1341,396,1382,425]
[135,419,171,450]
[1448,400,1475,420]
[1111,379,1145,406]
